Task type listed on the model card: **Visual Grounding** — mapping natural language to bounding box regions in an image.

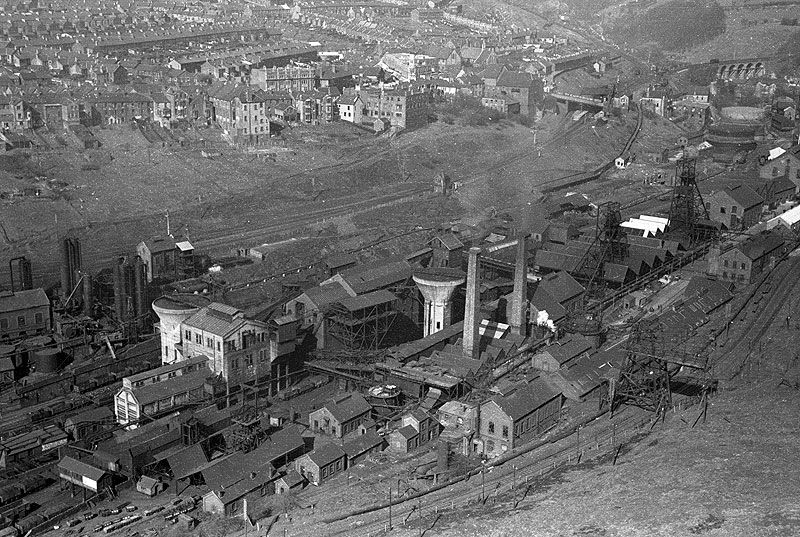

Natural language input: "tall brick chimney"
[463,247,482,360]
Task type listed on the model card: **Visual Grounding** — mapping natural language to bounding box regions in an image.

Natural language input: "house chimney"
[462,247,481,360]
[510,236,528,336]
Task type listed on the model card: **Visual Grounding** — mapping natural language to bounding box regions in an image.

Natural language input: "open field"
[0,110,672,291]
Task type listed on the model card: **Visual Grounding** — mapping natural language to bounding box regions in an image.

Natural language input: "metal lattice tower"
[667,157,710,245]
[573,201,629,299]
[611,319,710,415]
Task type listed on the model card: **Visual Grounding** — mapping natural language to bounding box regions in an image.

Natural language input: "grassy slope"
[390,273,800,537]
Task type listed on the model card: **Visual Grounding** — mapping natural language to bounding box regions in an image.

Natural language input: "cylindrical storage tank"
[34,348,62,374]
[152,295,210,365]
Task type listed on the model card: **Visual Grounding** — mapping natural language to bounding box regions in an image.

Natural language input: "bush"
[436,94,506,127]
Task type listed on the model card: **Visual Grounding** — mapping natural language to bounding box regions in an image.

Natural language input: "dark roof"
[58,456,106,481]
[250,426,305,464]
[125,355,208,384]
[64,406,113,426]
[131,368,211,406]
[340,259,412,294]
[724,184,764,209]
[0,288,49,313]
[496,71,534,88]
[168,443,209,480]
[736,231,785,261]
[183,302,247,337]
[304,281,352,308]
[278,469,305,487]
[335,290,397,313]
[307,443,346,467]
[534,250,581,272]
[531,286,566,322]
[539,271,584,304]
[317,392,372,424]
[540,334,593,366]
[394,424,418,440]
[431,233,464,251]
[491,378,561,421]
[343,430,384,458]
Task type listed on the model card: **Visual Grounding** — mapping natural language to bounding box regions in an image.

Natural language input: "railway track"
[709,255,800,380]
[312,407,653,537]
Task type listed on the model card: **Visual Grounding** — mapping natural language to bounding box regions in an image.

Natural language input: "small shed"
[178,514,196,530]
[275,469,305,495]
[136,475,163,497]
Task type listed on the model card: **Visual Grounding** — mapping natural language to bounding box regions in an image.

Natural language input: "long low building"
[114,356,212,425]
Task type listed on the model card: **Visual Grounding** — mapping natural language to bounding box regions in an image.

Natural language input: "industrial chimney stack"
[462,247,482,361]
[510,235,528,336]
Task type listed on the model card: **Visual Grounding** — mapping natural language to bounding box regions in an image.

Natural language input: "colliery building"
[0,288,51,342]
[114,355,212,425]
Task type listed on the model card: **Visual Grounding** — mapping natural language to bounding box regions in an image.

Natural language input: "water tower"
[152,295,211,365]
[412,268,466,337]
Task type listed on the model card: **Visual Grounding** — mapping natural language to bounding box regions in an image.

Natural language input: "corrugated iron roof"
[58,455,106,481]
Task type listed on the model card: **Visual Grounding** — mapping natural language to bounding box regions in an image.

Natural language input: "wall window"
[217,340,221,351]
[488,421,495,434]
[731,206,737,214]
[723,260,728,267]
[741,263,746,269]
[720,207,726,214]
[206,337,213,348]
[502,425,509,439]
[35,312,43,324]
[195,333,201,344]
[185,330,191,340]
[17,315,25,327]
[0,318,7,330]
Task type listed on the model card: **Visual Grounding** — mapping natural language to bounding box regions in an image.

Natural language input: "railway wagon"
[14,513,46,535]
[0,525,20,537]
[0,487,22,508]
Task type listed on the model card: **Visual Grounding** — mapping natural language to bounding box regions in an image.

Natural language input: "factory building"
[0,288,51,342]
[114,355,212,425]
[152,295,212,365]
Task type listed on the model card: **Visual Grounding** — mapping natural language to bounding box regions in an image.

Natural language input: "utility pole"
[418,496,422,537]
[481,464,485,503]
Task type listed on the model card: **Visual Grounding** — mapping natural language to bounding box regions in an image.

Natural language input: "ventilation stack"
[412,268,466,337]
[59,237,82,299]
[462,247,482,361]
[60,238,71,298]
[510,235,528,337]
[134,257,146,320]
[18,257,33,290]
[113,257,125,322]
[82,271,93,317]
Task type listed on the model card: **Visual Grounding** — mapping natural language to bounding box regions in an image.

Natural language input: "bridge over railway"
[549,91,605,111]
